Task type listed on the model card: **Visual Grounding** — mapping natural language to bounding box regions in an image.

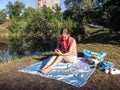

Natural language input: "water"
[0,37,42,63]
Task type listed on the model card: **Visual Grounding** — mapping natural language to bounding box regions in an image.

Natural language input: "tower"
[36,0,60,10]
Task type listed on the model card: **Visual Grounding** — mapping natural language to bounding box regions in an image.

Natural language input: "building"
[36,0,60,10]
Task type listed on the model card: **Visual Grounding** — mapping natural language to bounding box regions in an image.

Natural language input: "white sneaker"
[105,69,110,74]
[110,68,120,75]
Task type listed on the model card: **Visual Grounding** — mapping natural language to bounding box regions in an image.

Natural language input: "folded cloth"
[19,57,96,88]
[97,61,114,71]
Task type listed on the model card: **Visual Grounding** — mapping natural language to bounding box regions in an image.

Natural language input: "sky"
[0,0,66,11]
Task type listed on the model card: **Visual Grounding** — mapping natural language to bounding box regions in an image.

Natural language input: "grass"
[0,43,120,90]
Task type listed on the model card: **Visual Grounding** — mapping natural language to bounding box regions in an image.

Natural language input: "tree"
[64,0,98,13]
[52,3,61,12]
[102,0,120,34]
[8,18,22,34]
[0,9,6,24]
[41,6,55,21]
[64,0,103,23]
[6,1,25,19]
[22,7,36,22]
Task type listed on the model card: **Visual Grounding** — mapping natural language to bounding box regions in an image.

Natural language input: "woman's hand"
[55,49,63,55]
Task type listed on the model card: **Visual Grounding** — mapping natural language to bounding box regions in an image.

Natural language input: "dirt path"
[0,22,8,30]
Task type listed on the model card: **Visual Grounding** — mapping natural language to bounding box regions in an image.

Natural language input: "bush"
[8,18,27,34]
[0,10,6,24]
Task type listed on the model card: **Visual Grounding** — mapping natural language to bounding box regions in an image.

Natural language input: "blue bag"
[83,49,107,62]
[97,61,114,71]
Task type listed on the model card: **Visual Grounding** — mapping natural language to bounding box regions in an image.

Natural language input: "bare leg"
[39,56,57,71]
[40,56,63,74]
[47,56,63,69]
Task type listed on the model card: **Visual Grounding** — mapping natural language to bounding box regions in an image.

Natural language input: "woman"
[39,28,77,74]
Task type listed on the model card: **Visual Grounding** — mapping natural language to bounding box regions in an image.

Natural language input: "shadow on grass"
[77,52,84,57]
[81,31,120,46]
[32,52,54,61]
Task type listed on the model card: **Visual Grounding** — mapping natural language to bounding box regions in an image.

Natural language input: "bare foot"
[38,67,48,73]
[38,68,45,73]
[40,67,51,74]
[38,69,42,73]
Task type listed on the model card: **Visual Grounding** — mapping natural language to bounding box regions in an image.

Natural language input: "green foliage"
[83,0,98,10]
[8,18,20,33]
[23,8,59,52]
[10,37,26,56]
[102,0,120,34]
[50,18,62,34]
[8,18,26,34]
[0,9,6,24]
[6,1,25,19]
[41,6,54,21]
[64,0,99,36]
[54,12,63,21]
[62,18,74,33]
[22,6,79,52]
[24,10,46,34]
[64,0,98,12]
[82,0,120,35]
[63,10,73,20]
[22,7,36,22]
[24,6,63,36]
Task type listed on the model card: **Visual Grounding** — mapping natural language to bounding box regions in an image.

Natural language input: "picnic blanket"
[18,57,96,88]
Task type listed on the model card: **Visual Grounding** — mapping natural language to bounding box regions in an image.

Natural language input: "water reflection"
[0,35,57,63]
[9,36,43,57]
[0,37,11,63]
[0,36,43,63]
[3,49,11,61]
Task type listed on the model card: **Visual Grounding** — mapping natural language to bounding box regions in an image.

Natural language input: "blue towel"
[18,57,96,88]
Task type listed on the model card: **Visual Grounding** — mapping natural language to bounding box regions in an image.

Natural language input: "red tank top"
[59,37,70,52]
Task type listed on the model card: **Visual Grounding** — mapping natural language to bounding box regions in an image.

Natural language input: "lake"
[0,37,41,63]
[0,37,11,62]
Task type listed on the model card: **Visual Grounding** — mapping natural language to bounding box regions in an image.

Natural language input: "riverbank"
[0,22,20,37]
[0,43,120,90]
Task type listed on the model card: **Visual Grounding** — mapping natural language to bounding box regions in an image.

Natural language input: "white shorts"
[63,55,77,63]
